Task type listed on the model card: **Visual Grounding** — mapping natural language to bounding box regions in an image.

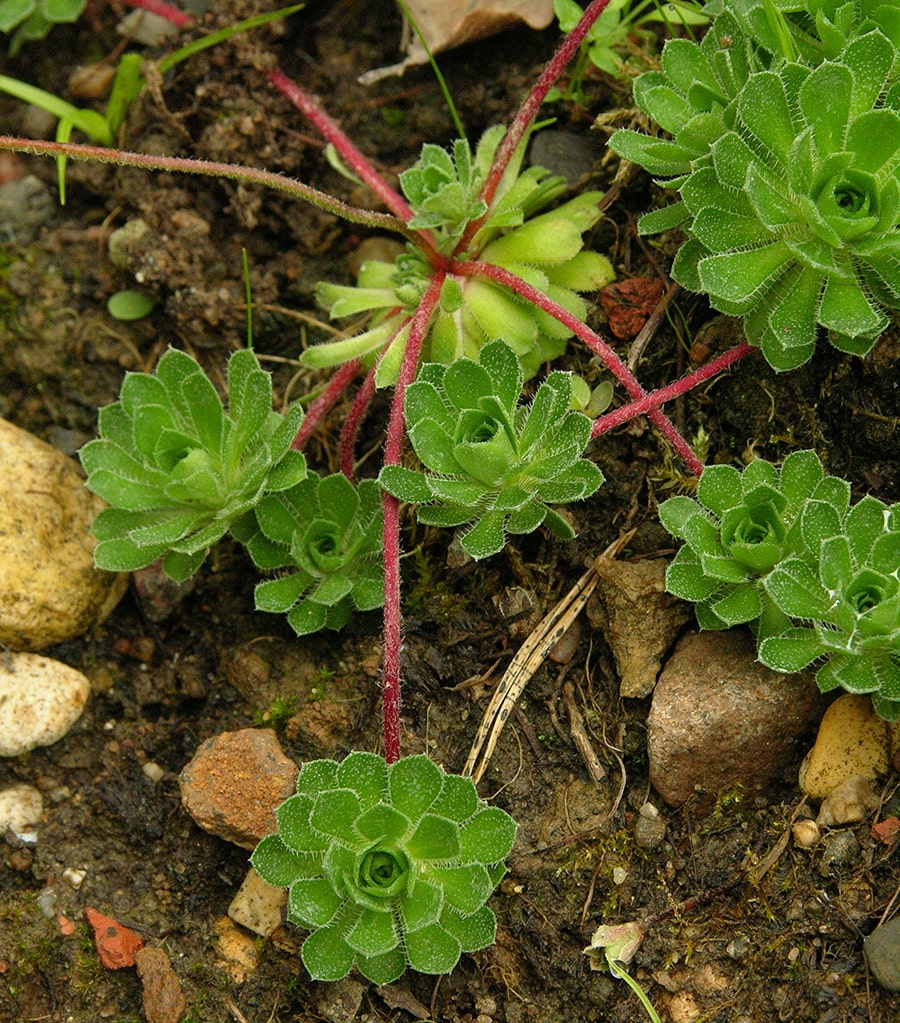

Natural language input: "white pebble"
[0,652,91,757]
[0,782,43,839]
[62,867,87,888]
[142,761,165,783]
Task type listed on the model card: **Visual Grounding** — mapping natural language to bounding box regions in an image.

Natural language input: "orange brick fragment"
[84,907,145,968]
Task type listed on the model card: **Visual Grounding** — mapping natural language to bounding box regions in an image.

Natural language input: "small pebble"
[142,762,166,784]
[634,802,666,850]
[792,819,821,849]
[864,916,900,992]
[726,935,750,960]
[134,946,186,1023]
[816,774,879,827]
[228,867,286,937]
[179,728,298,849]
[819,830,860,875]
[84,907,144,969]
[62,867,86,888]
[0,417,127,650]
[0,783,43,839]
[799,695,889,800]
[0,653,91,757]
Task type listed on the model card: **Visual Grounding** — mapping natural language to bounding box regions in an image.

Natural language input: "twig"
[563,680,607,782]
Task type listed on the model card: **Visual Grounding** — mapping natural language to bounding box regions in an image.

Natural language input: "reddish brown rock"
[647,631,822,808]
[135,946,186,1023]
[84,907,144,969]
[178,728,298,849]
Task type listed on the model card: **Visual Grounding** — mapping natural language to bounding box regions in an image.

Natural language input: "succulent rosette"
[306,126,613,383]
[760,497,900,720]
[379,339,604,559]
[236,474,384,635]
[80,347,306,582]
[252,752,516,984]
[612,16,900,371]
[659,451,849,633]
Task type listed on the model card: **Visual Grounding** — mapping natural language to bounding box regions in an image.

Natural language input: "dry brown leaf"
[360,0,556,82]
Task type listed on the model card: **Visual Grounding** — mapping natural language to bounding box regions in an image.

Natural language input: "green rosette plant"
[760,497,900,720]
[612,24,900,370]
[80,347,306,582]
[674,31,900,369]
[237,474,384,636]
[251,752,516,984]
[308,126,614,383]
[379,339,604,559]
[704,0,900,64]
[658,450,849,633]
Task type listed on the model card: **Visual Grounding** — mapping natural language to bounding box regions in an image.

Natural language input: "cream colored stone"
[816,774,879,827]
[0,783,43,837]
[0,652,91,756]
[0,418,127,650]
[213,915,258,983]
[799,695,890,800]
[792,819,820,849]
[228,867,286,938]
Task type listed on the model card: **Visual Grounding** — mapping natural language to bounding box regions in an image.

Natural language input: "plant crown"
[236,474,385,636]
[379,339,605,559]
[252,752,516,984]
[309,126,614,383]
[610,2,900,370]
[660,450,900,720]
[80,347,307,583]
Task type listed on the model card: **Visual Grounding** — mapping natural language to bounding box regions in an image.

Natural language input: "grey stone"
[0,176,54,244]
[818,830,860,875]
[864,917,900,992]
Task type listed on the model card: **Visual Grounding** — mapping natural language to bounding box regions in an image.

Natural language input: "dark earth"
[0,2,899,1021]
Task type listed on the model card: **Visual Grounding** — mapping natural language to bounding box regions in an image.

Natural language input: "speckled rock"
[647,631,822,808]
[134,946,186,1023]
[228,867,286,937]
[0,653,92,757]
[864,917,900,992]
[799,694,892,800]
[179,728,298,849]
[0,418,127,650]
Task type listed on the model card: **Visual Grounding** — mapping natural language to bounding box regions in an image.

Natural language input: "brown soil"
[1,3,898,1022]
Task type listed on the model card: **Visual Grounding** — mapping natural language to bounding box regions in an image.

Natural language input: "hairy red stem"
[380,276,445,763]
[120,0,193,27]
[455,0,613,254]
[592,342,755,437]
[339,365,379,479]
[0,136,421,241]
[291,358,360,450]
[455,260,704,475]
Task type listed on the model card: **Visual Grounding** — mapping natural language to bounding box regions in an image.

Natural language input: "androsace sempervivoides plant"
[252,752,516,983]
[235,474,385,636]
[0,0,757,762]
[610,5,900,369]
[379,339,604,559]
[659,451,900,721]
[310,127,616,382]
[79,347,307,582]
